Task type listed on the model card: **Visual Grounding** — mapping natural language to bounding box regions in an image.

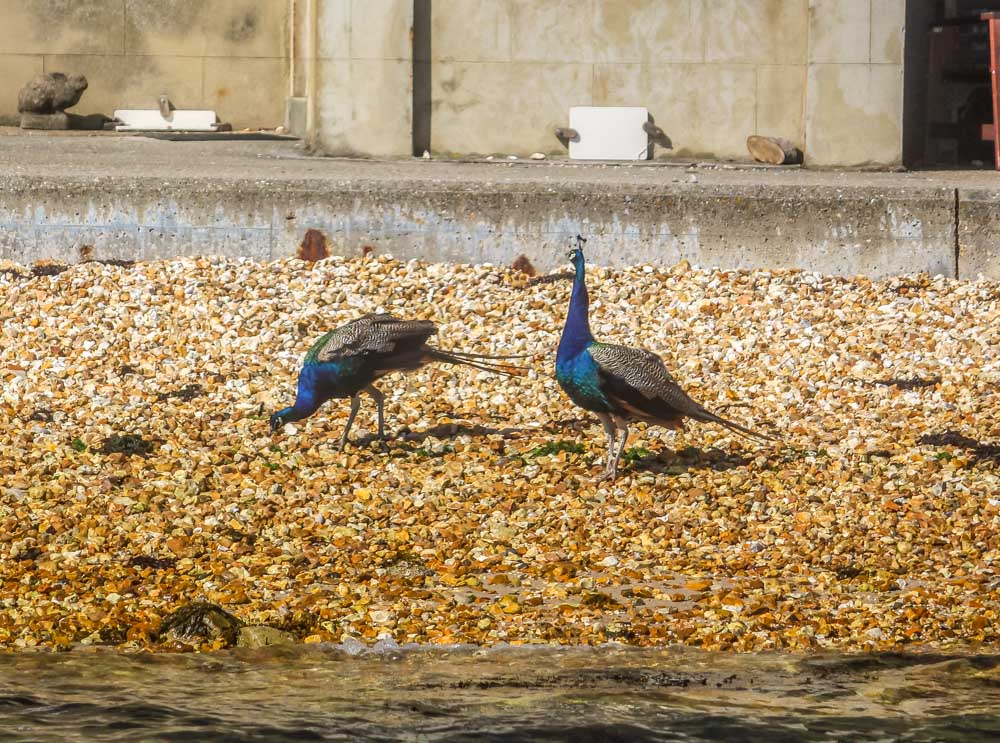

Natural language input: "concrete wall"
[805,0,906,166]
[1,0,908,165]
[421,0,906,165]
[0,0,288,129]
[429,0,807,160]
[287,0,903,166]
[0,172,960,279]
[290,0,414,156]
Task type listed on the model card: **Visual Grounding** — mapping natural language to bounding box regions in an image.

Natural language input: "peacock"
[555,237,775,482]
[270,313,524,449]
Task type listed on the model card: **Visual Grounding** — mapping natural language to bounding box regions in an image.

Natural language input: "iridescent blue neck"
[558,258,594,360]
[278,398,318,424]
[283,366,323,422]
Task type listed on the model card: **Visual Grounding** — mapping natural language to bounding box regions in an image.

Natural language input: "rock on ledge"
[17,72,88,131]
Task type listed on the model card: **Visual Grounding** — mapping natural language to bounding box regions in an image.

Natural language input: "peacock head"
[567,235,587,269]
[269,408,291,432]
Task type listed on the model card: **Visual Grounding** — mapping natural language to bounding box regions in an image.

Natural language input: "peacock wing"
[588,342,708,421]
[311,314,438,362]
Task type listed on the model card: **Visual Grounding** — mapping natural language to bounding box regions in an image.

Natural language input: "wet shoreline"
[2,645,1000,742]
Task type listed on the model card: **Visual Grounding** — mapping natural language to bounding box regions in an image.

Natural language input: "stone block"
[808,0,870,64]
[285,96,308,137]
[32,225,142,265]
[958,189,1000,280]
[594,63,756,159]
[431,62,591,155]
[703,0,807,65]
[870,0,904,64]
[591,0,703,64]
[188,227,272,259]
[205,57,289,128]
[316,59,413,156]
[806,63,903,166]
[20,112,69,130]
[125,0,286,59]
[756,65,807,145]
[432,0,512,62]
[193,0,288,59]
[42,54,204,116]
[509,0,597,63]
[317,0,352,59]
[0,225,33,262]
[350,0,413,60]
[124,0,208,57]
[0,0,125,55]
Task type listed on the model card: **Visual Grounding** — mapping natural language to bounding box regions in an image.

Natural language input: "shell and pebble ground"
[0,253,998,653]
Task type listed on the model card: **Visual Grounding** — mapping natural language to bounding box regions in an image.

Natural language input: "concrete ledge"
[958,188,1000,280]
[0,132,989,279]
[0,173,959,279]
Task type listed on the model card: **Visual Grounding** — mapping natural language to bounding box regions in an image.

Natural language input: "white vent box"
[568,106,650,160]
[114,109,220,132]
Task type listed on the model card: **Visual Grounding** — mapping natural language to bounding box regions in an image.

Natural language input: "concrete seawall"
[0,134,994,279]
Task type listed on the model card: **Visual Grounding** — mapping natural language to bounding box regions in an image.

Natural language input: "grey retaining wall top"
[0,134,995,279]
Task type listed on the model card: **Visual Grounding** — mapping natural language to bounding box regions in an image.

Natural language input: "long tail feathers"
[435,348,537,361]
[427,348,528,377]
[700,409,777,443]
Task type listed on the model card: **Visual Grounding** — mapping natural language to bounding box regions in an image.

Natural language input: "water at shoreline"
[1,644,998,742]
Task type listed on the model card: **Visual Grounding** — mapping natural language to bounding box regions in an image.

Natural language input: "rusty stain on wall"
[297,229,329,262]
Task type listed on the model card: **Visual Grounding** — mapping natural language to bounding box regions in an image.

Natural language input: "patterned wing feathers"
[589,343,774,442]
[590,344,704,415]
[312,314,437,362]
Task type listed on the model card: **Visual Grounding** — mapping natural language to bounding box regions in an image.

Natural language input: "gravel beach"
[0,254,997,652]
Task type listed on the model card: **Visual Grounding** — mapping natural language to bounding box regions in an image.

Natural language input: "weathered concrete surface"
[0,174,957,277]
[0,130,984,279]
[0,0,288,128]
[303,0,415,157]
[958,189,1000,280]
[287,0,907,164]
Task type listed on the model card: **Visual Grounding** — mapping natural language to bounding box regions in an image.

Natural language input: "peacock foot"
[595,467,618,484]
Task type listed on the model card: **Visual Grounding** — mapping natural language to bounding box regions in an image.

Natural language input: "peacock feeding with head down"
[555,236,775,482]
[270,313,524,449]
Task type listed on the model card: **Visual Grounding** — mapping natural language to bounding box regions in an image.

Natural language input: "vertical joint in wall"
[412,0,432,156]
[954,187,960,280]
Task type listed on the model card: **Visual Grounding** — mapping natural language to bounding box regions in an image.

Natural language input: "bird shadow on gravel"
[351,422,531,449]
[917,431,1000,466]
[625,446,753,476]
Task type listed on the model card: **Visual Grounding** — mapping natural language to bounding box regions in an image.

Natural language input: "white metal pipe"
[305,0,318,146]
[288,0,296,99]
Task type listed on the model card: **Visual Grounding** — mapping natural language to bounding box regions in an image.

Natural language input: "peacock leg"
[364,384,387,444]
[338,395,361,451]
[595,413,618,483]
[610,421,630,480]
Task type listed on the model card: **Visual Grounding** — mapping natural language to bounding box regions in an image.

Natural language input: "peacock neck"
[558,260,594,360]
[285,398,319,423]
[284,366,323,422]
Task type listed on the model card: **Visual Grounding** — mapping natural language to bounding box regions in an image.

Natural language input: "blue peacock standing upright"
[271,313,523,449]
[555,237,774,482]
